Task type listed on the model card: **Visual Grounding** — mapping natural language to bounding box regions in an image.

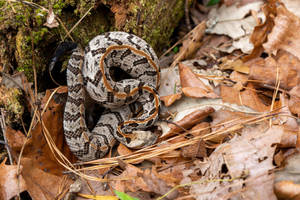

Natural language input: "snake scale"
[63,32,160,161]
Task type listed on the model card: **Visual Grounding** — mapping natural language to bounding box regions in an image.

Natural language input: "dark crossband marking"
[107,92,114,103]
[127,34,141,49]
[63,32,160,161]
[99,45,160,98]
[120,48,132,60]
[91,48,106,56]
[133,58,149,66]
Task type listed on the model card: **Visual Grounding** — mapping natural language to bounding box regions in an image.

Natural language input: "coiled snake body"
[64,32,160,161]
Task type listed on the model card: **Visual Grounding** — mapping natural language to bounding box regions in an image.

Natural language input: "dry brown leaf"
[275,154,300,199]
[210,109,251,143]
[186,123,283,199]
[263,4,300,61]
[117,143,134,156]
[288,85,300,117]
[230,71,249,91]
[160,93,182,107]
[275,94,298,148]
[206,1,263,53]
[114,164,177,199]
[195,35,230,59]
[220,83,270,112]
[5,87,76,199]
[181,139,207,158]
[230,71,249,85]
[21,158,72,200]
[244,1,277,61]
[0,158,27,200]
[179,63,218,98]
[273,150,285,167]
[171,22,206,67]
[182,87,218,99]
[168,107,215,134]
[249,51,300,90]
[179,63,209,89]
[274,180,300,200]
[111,2,128,29]
[5,127,26,152]
[117,144,144,165]
[190,121,211,137]
[180,122,210,158]
[220,58,250,74]
[19,87,77,175]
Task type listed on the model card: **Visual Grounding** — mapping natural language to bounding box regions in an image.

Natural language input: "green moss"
[0,87,24,125]
[122,0,185,54]
[52,0,66,15]
[1,0,185,85]
[32,28,49,45]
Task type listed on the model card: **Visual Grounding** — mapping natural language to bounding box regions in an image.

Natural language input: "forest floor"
[1,0,300,200]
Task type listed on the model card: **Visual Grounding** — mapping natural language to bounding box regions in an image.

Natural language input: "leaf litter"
[2,0,300,199]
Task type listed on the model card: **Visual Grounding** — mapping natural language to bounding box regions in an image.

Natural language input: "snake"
[62,32,160,161]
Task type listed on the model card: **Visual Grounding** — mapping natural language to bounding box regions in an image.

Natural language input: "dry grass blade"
[63,5,94,40]
[73,111,283,174]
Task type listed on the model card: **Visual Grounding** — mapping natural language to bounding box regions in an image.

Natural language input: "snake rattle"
[63,32,160,161]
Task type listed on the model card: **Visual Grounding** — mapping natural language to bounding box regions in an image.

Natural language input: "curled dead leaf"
[263,5,300,61]
[249,52,300,90]
[274,180,300,200]
[160,93,182,107]
[168,107,215,134]
[220,83,270,112]
[220,58,250,74]
[288,86,300,117]
[182,87,218,98]
[0,158,27,200]
[44,8,59,28]
[179,63,218,98]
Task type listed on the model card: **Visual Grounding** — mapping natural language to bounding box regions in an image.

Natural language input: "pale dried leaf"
[44,8,59,28]
[275,153,300,199]
[0,159,27,200]
[263,5,300,60]
[206,1,264,53]
[186,124,282,199]
[282,0,300,18]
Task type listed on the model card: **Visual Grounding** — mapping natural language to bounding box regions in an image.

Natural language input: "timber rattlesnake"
[63,32,160,161]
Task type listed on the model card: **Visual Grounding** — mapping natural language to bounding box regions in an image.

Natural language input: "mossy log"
[0,0,185,85]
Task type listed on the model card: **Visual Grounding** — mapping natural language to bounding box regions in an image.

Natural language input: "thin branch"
[63,5,94,40]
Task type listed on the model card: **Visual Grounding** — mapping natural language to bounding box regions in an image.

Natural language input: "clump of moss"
[122,0,185,54]
[0,86,24,125]
[1,0,185,84]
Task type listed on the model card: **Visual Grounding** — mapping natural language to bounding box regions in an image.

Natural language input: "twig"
[159,36,186,59]
[7,0,16,13]
[0,109,13,164]
[185,0,191,31]
[63,5,94,40]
